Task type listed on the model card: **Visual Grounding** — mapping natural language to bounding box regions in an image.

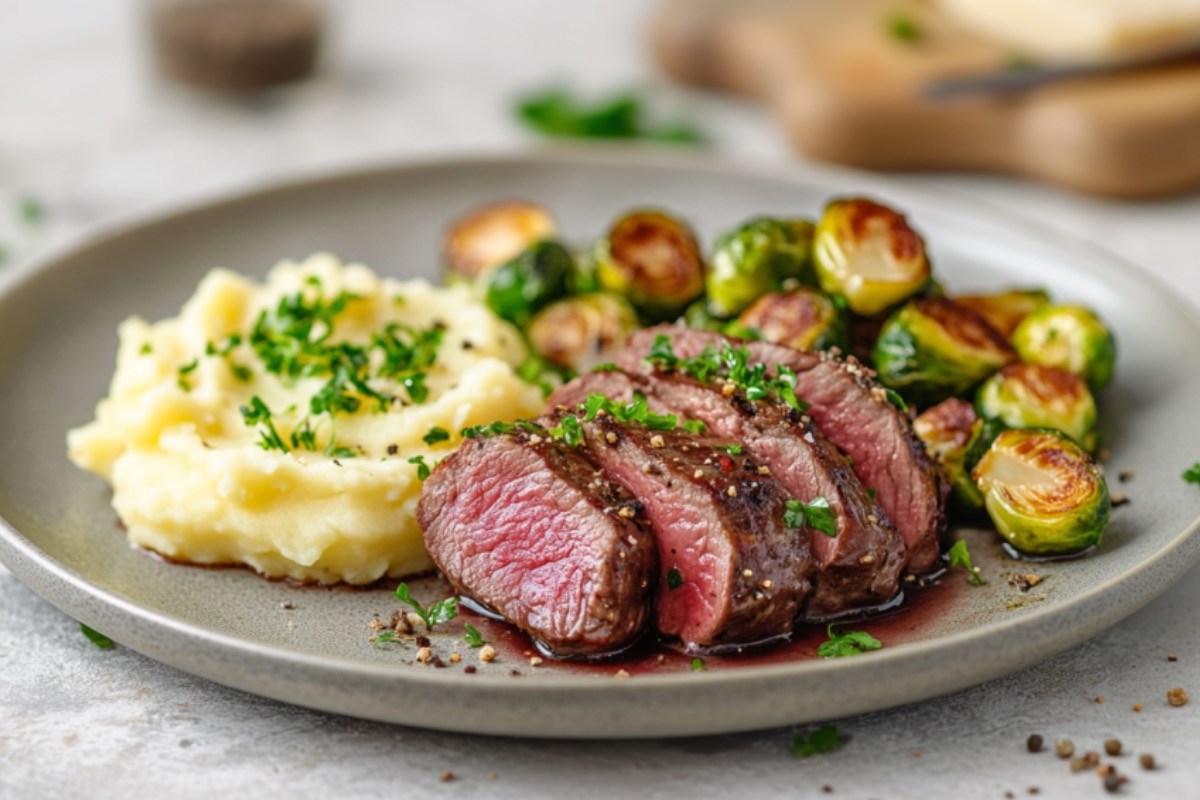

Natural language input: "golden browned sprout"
[528,293,639,373]
[595,210,706,321]
[955,289,1050,339]
[443,200,556,283]
[737,288,849,352]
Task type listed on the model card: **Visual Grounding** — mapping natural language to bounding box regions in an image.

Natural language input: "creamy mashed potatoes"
[68,254,544,583]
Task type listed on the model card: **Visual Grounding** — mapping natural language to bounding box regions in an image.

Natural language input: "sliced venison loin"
[569,412,814,652]
[619,326,948,574]
[417,430,656,658]
[552,370,906,617]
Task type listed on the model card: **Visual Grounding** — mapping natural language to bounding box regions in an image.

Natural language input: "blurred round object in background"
[149,0,324,91]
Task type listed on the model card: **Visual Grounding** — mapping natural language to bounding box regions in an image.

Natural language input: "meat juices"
[418,431,656,658]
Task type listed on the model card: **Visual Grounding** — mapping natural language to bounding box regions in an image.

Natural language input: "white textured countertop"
[3,2,1200,798]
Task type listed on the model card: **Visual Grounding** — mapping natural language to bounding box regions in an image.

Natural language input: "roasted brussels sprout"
[976,363,1097,451]
[594,210,705,322]
[705,217,814,317]
[872,297,1017,407]
[813,198,932,317]
[737,288,849,352]
[1012,305,1116,392]
[528,293,639,373]
[682,299,724,331]
[484,240,573,328]
[955,289,1050,339]
[972,429,1111,557]
[443,201,556,284]
[913,398,984,510]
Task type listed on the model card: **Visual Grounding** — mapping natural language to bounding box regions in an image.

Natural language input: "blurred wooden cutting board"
[653,0,1200,198]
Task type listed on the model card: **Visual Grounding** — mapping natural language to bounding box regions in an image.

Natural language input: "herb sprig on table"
[516,88,705,144]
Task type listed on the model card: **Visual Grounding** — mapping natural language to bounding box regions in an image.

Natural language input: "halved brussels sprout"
[443,201,556,284]
[528,293,639,373]
[594,210,705,322]
[976,363,1097,451]
[972,429,1111,557]
[872,297,1017,407]
[484,240,573,328]
[1012,305,1116,392]
[737,288,849,352]
[955,289,1050,339]
[913,398,984,510]
[705,217,815,317]
[813,198,932,316]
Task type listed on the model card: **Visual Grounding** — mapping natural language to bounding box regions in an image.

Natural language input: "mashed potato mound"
[68,254,545,584]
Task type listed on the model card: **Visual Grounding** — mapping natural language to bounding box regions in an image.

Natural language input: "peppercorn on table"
[3,1,1200,797]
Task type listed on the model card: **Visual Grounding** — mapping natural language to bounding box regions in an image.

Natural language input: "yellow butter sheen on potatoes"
[67,254,544,584]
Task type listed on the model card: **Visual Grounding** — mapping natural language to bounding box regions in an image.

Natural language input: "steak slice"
[552,370,905,617]
[571,412,814,651]
[619,326,947,574]
[417,430,656,658]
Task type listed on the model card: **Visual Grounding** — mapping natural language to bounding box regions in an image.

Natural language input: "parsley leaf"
[240,396,290,453]
[461,419,546,439]
[408,455,431,481]
[645,338,810,413]
[394,583,459,630]
[176,358,199,391]
[792,725,841,758]
[423,426,450,446]
[79,623,114,650]
[666,567,684,591]
[882,387,908,413]
[817,624,882,658]
[867,487,877,501]
[886,13,922,43]
[690,657,707,672]
[1184,463,1200,485]
[548,414,585,446]
[516,87,705,144]
[581,392,678,431]
[947,539,987,586]
[783,497,837,537]
[682,419,707,434]
[591,362,620,372]
[721,444,743,455]
[462,624,487,648]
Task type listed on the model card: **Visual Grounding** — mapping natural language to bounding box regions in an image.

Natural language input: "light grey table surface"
[3,2,1200,798]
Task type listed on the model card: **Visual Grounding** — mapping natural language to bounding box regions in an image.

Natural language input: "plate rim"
[3,147,1200,735]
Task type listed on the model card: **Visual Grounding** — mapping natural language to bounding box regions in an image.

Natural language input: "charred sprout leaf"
[1185,463,1200,485]
[954,289,1050,339]
[594,211,706,322]
[484,240,574,328]
[976,364,1097,451]
[783,497,837,537]
[973,429,1110,556]
[706,218,815,318]
[947,539,987,586]
[813,198,931,317]
[515,87,705,144]
[818,625,882,658]
[80,623,114,650]
[408,455,431,481]
[873,297,1016,407]
[690,657,707,672]
[462,624,487,648]
[666,567,684,590]
[394,583,459,629]
[443,201,556,284]
[913,398,985,511]
[528,292,639,373]
[547,414,585,446]
[792,725,842,757]
[1012,305,1116,392]
[423,426,451,446]
[737,288,849,353]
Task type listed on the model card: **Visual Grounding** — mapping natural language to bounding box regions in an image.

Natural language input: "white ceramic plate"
[2,150,1198,738]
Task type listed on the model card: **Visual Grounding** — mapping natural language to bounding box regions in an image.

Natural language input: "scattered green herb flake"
[648,339,810,413]
[1183,463,1200,485]
[947,539,987,586]
[666,567,684,591]
[867,487,877,501]
[394,583,459,629]
[882,387,908,413]
[461,419,545,439]
[423,426,451,446]
[682,419,707,434]
[818,624,882,658]
[139,343,153,355]
[176,358,199,391]
[240,396,290,453]
[580,392,678,431]
[18,195,43,224]
[591,362,620,372]
[463,624,487,648]
[690,657,707,672]
[515,87,705,145]
[329,446,357,460]
[721,444,743,455]
[548,414,585,447]
[230,363,253,382]
[792,725,842,758]
[408,455,431,481]
[373,630,402,647]
[80,623,114,650]
[886,13,922,43]
[783,497,837,538]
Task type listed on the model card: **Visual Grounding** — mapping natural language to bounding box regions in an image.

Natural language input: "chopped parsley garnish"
[240,396,290,453]
[783,497,837,538]
[394,583,459,630]
[817,624,882,658]
[582,392,678,431]
[423,426,450,446]
[791,725,841,757]
[682,419,707,434]
[644,336,809,413]
[461,419,545,439]
[79,623,114,650]
[867,487,877,501]
[690,657,707,672]
[1184,463,1200,485]
[176,358,199,391]
[882,387,908,413]
[373,630,403,647]
[666,567,684,591]
[721,444,743,455]
[408,455,431,480]
[516,87,705,144]
[886,13,922,43]
[139,343,153,355]
[591,362,620,372]
[548,414,585,446]
[947,539,987,586]
[462,624,487,648]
